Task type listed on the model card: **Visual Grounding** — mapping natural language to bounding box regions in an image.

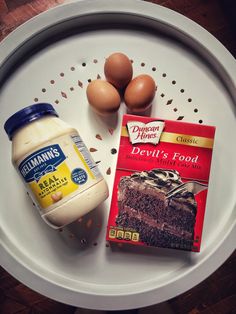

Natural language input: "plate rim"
[0,0,235,310]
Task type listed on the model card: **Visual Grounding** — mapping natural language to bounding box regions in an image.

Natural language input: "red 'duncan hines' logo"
[127,120,165,145]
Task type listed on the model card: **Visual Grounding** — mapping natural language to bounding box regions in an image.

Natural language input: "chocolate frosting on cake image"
[116,169,199,250]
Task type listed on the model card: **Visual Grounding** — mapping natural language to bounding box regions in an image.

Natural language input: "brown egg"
[104,52,133,89]
[86,80,121,115]
[124,74,156,112]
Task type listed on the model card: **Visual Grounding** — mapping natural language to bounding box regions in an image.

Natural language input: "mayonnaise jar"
[4,103,109,228]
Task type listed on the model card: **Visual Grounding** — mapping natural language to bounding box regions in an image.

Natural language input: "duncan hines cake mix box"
[106,114,216,252]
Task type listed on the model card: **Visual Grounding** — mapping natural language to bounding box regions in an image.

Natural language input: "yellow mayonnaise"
[4,103,109,228]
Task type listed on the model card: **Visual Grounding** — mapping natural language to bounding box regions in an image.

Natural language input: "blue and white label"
[19,144,66,183]
[71,168,88,185]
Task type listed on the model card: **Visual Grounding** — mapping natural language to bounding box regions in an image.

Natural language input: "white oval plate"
[0,0,235,310]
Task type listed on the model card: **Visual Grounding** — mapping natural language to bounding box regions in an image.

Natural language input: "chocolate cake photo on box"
[107,114,216,252]
[115,168,207,251]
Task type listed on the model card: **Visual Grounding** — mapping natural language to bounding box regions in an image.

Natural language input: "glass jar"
[4,103,109,228]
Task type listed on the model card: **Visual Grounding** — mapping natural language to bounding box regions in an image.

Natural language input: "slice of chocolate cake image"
[116,169,202,250]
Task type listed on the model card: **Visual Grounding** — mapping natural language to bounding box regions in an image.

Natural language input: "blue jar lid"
[4,103,59,140]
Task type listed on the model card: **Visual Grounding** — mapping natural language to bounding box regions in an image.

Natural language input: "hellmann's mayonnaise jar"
[4,103,109,228]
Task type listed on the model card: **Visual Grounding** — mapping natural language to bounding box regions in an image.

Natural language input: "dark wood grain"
[168,250,236,314]
[0,0,64,40]
[0,266,76,314]
[0,0,8,16]
[146,0,236,57]
[0,0,235,313]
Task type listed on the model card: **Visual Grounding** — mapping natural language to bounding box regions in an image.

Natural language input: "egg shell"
[86,80,121,116]
[124,74,156,111]
[104,52,133,89]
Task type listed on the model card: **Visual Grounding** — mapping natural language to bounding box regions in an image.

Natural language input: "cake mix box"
[106,114,215,252]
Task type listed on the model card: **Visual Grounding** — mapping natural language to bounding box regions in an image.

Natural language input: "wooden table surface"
[0,1,235,313]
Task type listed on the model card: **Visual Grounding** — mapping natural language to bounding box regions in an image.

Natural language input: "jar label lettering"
[17,133,102,212]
